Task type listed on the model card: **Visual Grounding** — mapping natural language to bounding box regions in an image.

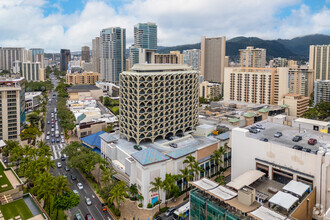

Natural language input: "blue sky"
[0,0,329,52]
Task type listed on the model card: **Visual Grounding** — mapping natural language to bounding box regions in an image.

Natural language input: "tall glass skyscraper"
[129,23,157,68]
[134,22,157,50]
[100,27,126,83]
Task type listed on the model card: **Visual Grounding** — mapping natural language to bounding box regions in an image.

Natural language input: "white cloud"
[0,0,329,52]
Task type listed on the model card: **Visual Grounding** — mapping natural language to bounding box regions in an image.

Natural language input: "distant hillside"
[276,34,330,57]
[156,34,330,61]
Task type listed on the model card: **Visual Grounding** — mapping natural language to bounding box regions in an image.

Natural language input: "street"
[46,74,113,220]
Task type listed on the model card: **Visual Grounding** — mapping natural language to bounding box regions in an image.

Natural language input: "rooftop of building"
[245,118,330,151]
[129,64,193,72]
[191,170,312,218]
[67,84,101,92]
[81,131,106,149]
[101,132,219,162]
[25,92,42,99]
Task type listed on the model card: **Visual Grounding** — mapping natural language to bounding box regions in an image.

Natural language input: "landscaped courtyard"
[0,199,33,220]
[0,163,13,193]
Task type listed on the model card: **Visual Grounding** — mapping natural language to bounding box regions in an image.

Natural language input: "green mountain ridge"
[156,34,330,61]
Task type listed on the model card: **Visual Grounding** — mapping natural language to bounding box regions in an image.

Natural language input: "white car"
[73,189,79,196]
[57,162,62,168]
[51,128,55,132]
[85,197,92,206]
[61,139,65,143]
[77,183,83,190]
[46,136,50,140]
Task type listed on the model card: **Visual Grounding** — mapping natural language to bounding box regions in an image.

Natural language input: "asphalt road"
[46,74,113,220]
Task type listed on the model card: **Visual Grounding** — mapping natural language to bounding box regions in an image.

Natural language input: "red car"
[308,138,317,145]
[85,214,93,220]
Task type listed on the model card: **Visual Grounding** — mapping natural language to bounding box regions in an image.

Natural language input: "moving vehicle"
[57,162,62,168]
[61,139,65,143]
[51,138,55,143]
[71,174,77,180]
[85,197,92,206]
[173,202,190,220]
[56,138,60,143]
[74,213,83,220]
[73,189,79,196]
[65,166,70,172]
[308,138,317,145]
[165,207,176,216]
[85,214,93,220]
[47,131,50,135]
[292,135,302,142]
[274,132,282,138]
[77,183,83,190]
[47,121,50,124]
[61,155,66,161]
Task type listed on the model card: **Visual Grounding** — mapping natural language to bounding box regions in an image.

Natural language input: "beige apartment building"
[223,67,290,105]
[201,36,226,83]
[154,51,184,64]
[76,121,107,139]
[279,94,309,117]
[119,64,199,144]
[66,71,100,85]
[239,46,266,68]
[309,45,330,80]
[0,77,25,140]
[288,67,313,98]
[199,81,221,99]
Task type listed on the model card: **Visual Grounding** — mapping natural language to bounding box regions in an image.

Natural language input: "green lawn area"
[110,106,119,115]
[0,199,33,220]
[0,162,13,193]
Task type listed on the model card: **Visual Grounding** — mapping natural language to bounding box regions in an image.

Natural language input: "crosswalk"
[50,143,66,160]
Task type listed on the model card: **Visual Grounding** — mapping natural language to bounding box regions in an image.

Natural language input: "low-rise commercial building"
[101,125,231,209]
[67,84,103,101]
[25,92,42,111]
[66,71,100,85]
[231,117,330,219]
[278,94,309,117]
[95,81,119,97]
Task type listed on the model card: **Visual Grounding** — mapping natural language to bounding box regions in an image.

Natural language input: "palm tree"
[162,173,179,205]
[150,177,163,211]
[192,161,204,181]
[210,149,222,174]
[54,175,70,196]
[96,156,109,186]
[10,145,23,169]
[183,155,196,180]
[179,167,193,196]
[3,140,20,157]
[37,141,52,157]
[32,172,56,214]
[107,181,128,210]
[129,184,138,200]
[101,167,117,188]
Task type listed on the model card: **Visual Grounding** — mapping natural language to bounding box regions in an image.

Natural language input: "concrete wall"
[291,188,316,220]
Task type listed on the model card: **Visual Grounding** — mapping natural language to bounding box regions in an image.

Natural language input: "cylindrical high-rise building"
[119,64,199,145]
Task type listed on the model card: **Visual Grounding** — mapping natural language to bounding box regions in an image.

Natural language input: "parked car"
[57,162,62,168]
[71,174,77,180]
[292,135,302,142]
[308,138,317,145]
[65,166,70,172]
[85,214,93,220]
[77,183,83,190]
[61,155,66,161]
[302,148,311,153]
[255,124,265,130]
[133,145,142,151]
[292,145,303,150]
[260,137,268,142]
[46,136,50,140]
[249,128,258,134]
[274,132,282,138]
[169,143,178,148]
[85,197,92,206]
[51,138,55,143]
[166,136,174,141]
